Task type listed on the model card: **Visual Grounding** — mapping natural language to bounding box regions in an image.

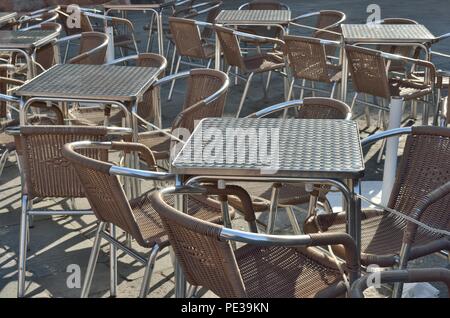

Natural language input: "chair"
[351,268,450,298]
[291,10,346,43]
[227,97,351,234]
[12,123,130,297]
[283,35,342,100]
[151,186,360,298]
[214,25,285,117]
[167,17,216,100]
[304,126,450,293]
[68,53,167,128]
[56,31,109,65]
[61,140,244,298]
[136,68,229,163]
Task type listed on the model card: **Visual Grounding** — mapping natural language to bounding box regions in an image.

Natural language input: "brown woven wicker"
[151,189,359,298]
[215,25,284,74]
[284,35,341,84]
[68,32,108,65]
[169,17,215,60]
[34,22,61,73]
[138,68,228,160]
[305,126,450,267]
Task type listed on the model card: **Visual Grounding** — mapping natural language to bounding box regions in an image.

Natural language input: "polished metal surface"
[172,117,364,178]
[15,64,160,101]
[0,12,17,24]
[342,24,435,43]
[215,9,291,25]
[0,30,59,49]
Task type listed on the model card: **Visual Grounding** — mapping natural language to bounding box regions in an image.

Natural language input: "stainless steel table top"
[15,64,160,101]
[0,30,59,50]
[342,24,435,43]
[215,10,291,25]
[172,118,364,179]
[0,12,17,24]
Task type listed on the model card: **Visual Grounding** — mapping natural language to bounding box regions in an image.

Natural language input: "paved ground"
[0,0,449,298]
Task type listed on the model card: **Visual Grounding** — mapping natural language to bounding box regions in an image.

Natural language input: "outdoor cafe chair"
[150,186,360,298]
[350,268,450,298]
[227,97,352,235]
[8,122,131,298]
[61,140,248,298]
[57,31,109,65]
[136,68,229,166]
[304,125,450,296]
[68,53,167,128]
[283,35,342,100]
[167,17,217,100]
[214,25,285,117]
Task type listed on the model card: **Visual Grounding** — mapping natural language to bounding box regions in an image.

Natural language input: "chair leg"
[169,46,176,75]
[80,222,106,298]
[109,224,117,297]
[285,206,301,235]
[139,244,160,298]
[265,71,272,93]
[235,72,254,118]
[168,56,181,101]
[17,195,29,298]
[267,184,280,234]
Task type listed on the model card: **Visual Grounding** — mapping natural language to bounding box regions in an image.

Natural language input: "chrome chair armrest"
[0,93,20,104]
[361,127,412,147]
[248,100,304,118]
[107,55,139,65]
[56,34,82,44]
[234,30,285,46]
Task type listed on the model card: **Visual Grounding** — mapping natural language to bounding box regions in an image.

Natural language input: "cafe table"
[171,117,365,297]
[0,29,60,78]
[341,23,436,205]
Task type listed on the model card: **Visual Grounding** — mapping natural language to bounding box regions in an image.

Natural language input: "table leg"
[157,11,164,55]
[381,97,403,205]
[174,175,187,298]
[105,26,115,63]
[215,32,221,71]
[346,178,361,284]
[339,46,348,103]
[109,224,118,297]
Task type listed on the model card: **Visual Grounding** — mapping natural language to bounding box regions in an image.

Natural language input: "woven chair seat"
[68,107,125,127]
[235,245,347,298]
[137,131,171,160]
[243,53,284,73]
[389,78,432,101]
[304,209,445,267]
[130,192,230,248]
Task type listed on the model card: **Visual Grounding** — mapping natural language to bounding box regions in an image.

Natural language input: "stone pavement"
[1,0,449,298]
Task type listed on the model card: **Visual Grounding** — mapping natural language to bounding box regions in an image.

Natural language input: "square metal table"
[0,12,17,25]
[341,24,436,205]
[171,117,364,296]
[214,10,291,70]
[0,30,60,78]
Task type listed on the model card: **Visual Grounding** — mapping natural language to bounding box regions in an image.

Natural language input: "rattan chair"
[151,186,360,298]
[351,268,450,298]
[227,97,351,234]
[283,35,342,100]
[12,123,130,298]
[68,53,167,128]
[136,68,229,164]
[56,31,109,65]
[214,25,285,117]
[61,140,244,298]
[167,17,216,100]
[304,126,450,292]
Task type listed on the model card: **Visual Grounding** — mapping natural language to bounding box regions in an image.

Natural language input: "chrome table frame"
[170,117,365,297]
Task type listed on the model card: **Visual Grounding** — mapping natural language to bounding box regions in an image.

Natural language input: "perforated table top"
[342,24,435,43]
[215,10,291,25]
[15,64,160,101]
[172,118,364,178]
[0,30,59,49]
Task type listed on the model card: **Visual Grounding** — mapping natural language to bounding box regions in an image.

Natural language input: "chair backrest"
[151,190,247,298]
[388,126,450,239]
[35,22,62,72]
[69,32,108,65]
[169,17,206,59]
[19,126,108,199]
[200,1,222,39]
[297,97,351,119]
[345,45,391,99]
[314,10,345,35]
[214,25,245,70]
[62,141,149,247]
[238,0,284,40]
[174,68,229,133]
[284,35,332,83]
